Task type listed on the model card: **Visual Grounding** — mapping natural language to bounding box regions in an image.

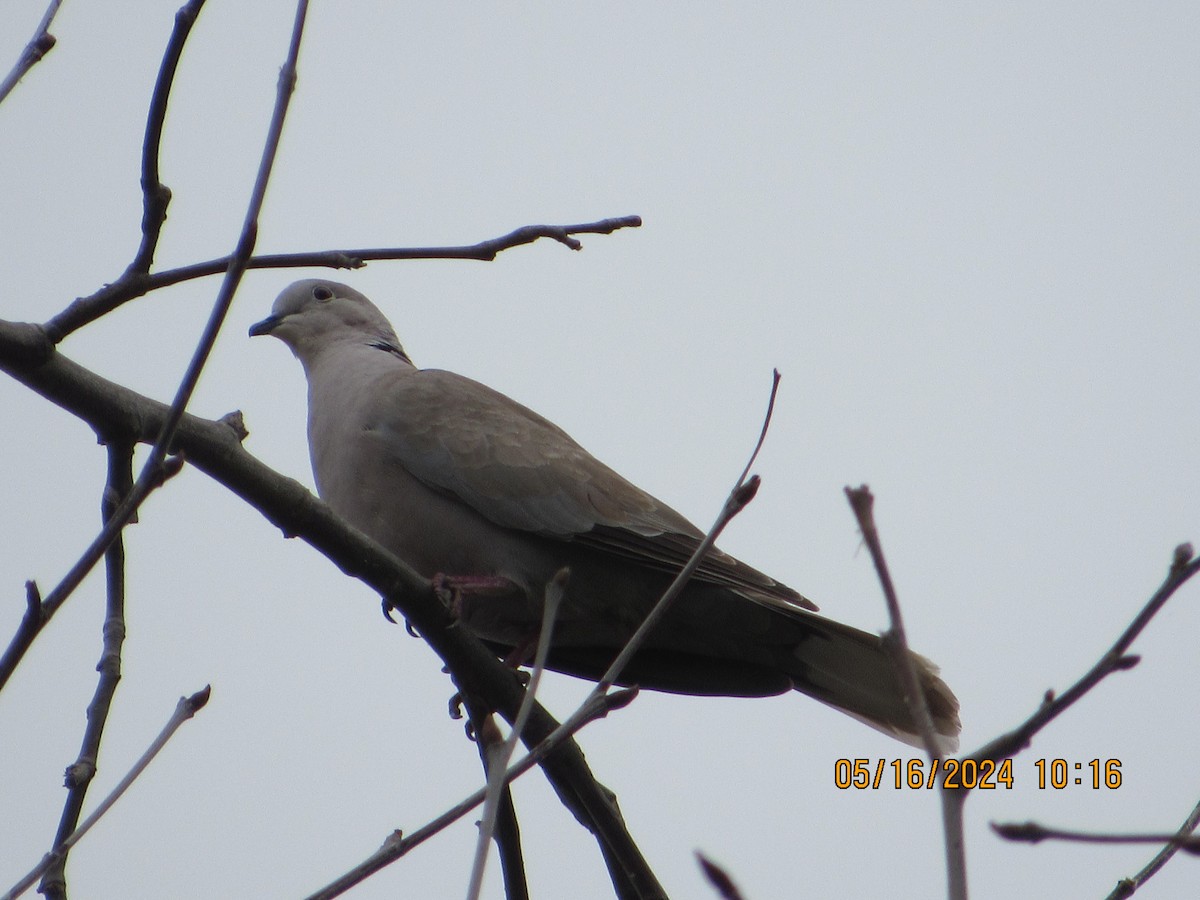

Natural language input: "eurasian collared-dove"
[251,279,960,749]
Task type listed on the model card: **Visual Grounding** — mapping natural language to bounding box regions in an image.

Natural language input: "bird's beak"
[249,315,282,337]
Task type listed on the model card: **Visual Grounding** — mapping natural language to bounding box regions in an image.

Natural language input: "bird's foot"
[431,572,521,617]
[502,634,540,670]
[446,665,530,726]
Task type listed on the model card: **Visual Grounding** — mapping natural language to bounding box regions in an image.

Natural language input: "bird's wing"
[367,367,817,611]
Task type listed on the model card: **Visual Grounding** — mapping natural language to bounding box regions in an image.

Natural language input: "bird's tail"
[786,615,960,752]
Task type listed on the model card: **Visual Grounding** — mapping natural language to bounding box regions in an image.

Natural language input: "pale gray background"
[2,3,1198,898]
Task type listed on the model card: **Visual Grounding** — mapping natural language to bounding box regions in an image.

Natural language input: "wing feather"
[370,368,817,612]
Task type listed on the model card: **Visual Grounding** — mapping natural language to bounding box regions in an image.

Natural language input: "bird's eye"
[312,285,334,302]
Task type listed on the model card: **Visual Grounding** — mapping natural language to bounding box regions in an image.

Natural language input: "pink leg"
[432,573,520,596]
[431,572,523,620]
[429,573,543,670]
[502,633,540,669]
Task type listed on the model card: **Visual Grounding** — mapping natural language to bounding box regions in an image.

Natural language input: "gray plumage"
[251,279,960,749]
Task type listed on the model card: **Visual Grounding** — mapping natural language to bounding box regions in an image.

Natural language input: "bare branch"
[373,368,778,898]
[43,216,643,341]
[696,853,747,900]
[1104,795,1200,899]
[0,452,183,692]
[304,688,638,900]
[127,0,207,277]
[919,543,1200,899]
[596,369,779,694]
[970,544,1200,764]
[843,485,967,900]
[466,569,567,900]
[4,582,43,690]
[940,794,968,900]
[0,0,63,107]
[992,820,1200,853]
[2,687,212,900]
[38,443,136,900]
[0,0,311,691]
[843,485,945,759]
[461,700,529,900]
[136,0,308,478]
[0,322,663,899]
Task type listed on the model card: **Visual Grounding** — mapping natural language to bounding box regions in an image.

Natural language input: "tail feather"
[788,616,960,752]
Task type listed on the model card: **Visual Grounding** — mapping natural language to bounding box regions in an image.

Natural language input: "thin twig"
[0,0,310,690]
[0,323,659,897]
[127,0,207,277]
[0,455,183,692]
[139,0,307,482]
[940,544,1200,899]
[2,336,775,900]
[43,216,643,341]
[303,688,638,900]
[461,701,529,900]
[991,820,1200,853]
[2,687,212,900]
[0,320,665,899]
[38,443,136,900]
[597,369,779,693]
[0,0,63,107]
[843,486,945,759]
[305,366,778,900]
[442,368,779,894]
[970,544,1200,765]
[465,569,568,900]
[696,853,747,900]
[1104,795,1200,899]
[843,485,966,900]
[940,787,968,900]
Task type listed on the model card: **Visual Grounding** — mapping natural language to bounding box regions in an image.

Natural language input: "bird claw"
[381,597,398,623]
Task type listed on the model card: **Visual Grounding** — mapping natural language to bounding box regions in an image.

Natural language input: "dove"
[250,279,959,749]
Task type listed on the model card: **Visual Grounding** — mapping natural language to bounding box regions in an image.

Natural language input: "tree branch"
[0,319,665,899]
[970,543,1199,765]
[991,820,1200,853]
[936,542,1200,896]
[304,687,638,900]
[0,445,182,693]
[596,369,778,694]
[466,570,566,900]
[843,485,946,758]
[843,485,966,900]
[126,0,207,277]
[2,687,212,900]
[696,853,747,900]
[43,216,642,342]
[0,0,63,107]
[38,443,137,900]
[133,0,307,489]
[0,0,312,692]
[1104,794,1200,899]
[462,701,530,900]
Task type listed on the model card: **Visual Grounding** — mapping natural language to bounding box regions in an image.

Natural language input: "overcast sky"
[2,3,1199,899]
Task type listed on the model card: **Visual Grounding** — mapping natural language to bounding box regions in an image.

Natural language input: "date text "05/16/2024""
[833,758,1123,790]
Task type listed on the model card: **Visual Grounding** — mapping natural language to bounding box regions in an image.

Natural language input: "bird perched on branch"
[251,279,960,750]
